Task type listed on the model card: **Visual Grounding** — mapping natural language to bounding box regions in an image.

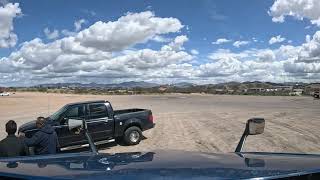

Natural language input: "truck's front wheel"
[124,126,142,145]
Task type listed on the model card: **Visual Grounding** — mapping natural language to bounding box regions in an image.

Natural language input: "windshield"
[49,105,67,120]
[1,0,320,179]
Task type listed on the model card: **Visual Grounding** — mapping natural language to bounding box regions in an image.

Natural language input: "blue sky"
[4,0,315,53]
[1,0,320,86]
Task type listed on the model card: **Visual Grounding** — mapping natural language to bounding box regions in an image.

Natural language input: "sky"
[1,0,320,86]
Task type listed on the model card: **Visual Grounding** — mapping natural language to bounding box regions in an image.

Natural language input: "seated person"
[0,120,28,157]
[24,117,60,155]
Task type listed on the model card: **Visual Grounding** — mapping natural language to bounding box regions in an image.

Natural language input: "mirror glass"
[248,118,265,135]
[67,118,83,131]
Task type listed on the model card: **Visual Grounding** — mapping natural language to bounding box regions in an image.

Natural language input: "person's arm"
[24,132,42,147]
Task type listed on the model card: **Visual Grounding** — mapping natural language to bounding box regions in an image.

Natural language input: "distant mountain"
[34,81,312,90]
[36,81,159,88]
[114,81,159,88]
[171,82,195,87]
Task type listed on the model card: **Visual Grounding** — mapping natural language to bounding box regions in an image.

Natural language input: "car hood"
[18,120,37,133]
[0,150,320,179]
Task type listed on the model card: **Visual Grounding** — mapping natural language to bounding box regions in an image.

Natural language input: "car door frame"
[53,104,88,147]
[86,103,114,142]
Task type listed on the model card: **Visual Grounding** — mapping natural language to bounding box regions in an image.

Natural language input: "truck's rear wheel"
[124,126,142,145]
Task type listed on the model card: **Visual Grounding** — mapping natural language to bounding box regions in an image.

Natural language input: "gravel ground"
[1,92,320,154]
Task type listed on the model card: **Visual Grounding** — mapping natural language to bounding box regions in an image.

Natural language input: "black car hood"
[18,120,37,133]
[0,150,320,179]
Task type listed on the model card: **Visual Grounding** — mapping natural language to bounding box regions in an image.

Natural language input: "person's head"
[6,120,17,135]
[36,117,46,129]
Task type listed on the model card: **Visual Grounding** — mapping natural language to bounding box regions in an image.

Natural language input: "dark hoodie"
[24,124,59,155]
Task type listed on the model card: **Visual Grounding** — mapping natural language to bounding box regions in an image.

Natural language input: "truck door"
[87,103,114,141]
[54,104,87,147]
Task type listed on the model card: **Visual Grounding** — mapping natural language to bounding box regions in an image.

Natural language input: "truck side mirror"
[235,118,265,153]
[67,119,83,131]
[247,118,265,135]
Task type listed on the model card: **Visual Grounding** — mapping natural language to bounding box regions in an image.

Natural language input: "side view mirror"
[247,118,265,135]
[235,118,265,152]
[67,119,86,131]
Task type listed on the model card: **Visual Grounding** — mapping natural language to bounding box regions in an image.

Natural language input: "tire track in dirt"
[252,111,320,153]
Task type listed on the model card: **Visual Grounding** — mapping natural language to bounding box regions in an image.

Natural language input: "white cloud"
[269,35,286,44]
[0,3,21,48]
[151,35,171,42]
[269,0,320,26]
[161,35,188,51]
[212,38,232,45]
[296,31,320,63]
[233,40,249,48]
[61,29,76,37]
[190,49,199,55]
[208,49,249,60]
[0,11,193,86]
[44,28,59,40]
[252,37,258,42]
[76,11,183,52]
[2,7,320,85]
[61,19,87,37]
[74,18,86,31]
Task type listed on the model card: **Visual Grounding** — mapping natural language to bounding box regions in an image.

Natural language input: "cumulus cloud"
[269,35,286,44]
[233,40,249,48]
[2,6,320,85]
[269,0,320,26]
[0,3,21,48]
[151,35,171,42]
[161,35,188,51]
[74,18,86,31]
[61,19,87,37]
[199,42,312,82]
[212,38,232,45]
[44,28,59,40]
[77,11,183,52]
[283,31,320,75]
[190,49,199,55]
[0,11,194,85]
[208,49,249,60]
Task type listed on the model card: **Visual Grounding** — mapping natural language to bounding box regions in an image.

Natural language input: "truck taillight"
[148,114,154,123]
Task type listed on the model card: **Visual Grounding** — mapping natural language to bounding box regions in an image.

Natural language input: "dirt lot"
[0,92,320,154]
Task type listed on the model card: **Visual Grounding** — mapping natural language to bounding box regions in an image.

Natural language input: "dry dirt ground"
[0,92,320,154]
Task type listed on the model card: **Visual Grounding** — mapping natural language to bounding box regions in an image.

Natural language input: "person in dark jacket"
[24,117,60,155]
[0,120,28,157]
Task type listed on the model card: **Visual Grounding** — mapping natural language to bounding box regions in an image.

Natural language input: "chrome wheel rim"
[129,131,140,143]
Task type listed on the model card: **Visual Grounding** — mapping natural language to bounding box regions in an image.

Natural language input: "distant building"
[265,88,277,92]
[274,86,293,91]
[214,89,225,94]
[248,88,265,93]
[290,89,304,96]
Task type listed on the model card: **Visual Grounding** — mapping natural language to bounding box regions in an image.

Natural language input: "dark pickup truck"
[18,100,154,148]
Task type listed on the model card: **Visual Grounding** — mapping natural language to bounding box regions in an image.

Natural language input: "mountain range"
[34,81,310,89]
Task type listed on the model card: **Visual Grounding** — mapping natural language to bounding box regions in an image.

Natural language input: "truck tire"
[124,126,142,145]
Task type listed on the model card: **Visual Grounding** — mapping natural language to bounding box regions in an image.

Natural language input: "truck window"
[89,104,108,119]
[64,105,85,120]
